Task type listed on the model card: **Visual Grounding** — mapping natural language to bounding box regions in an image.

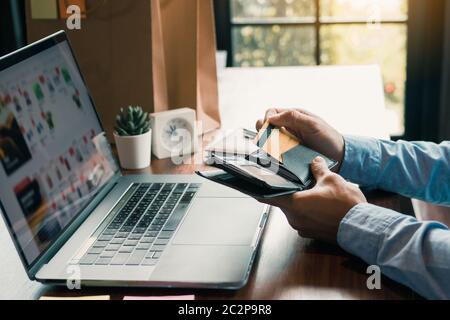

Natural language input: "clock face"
[161,118,193,150]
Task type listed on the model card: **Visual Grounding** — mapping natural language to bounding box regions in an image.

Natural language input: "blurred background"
[222,0,408,136]
[2,0,450,142]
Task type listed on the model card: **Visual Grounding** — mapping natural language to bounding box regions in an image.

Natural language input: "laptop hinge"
[27,174,122,279]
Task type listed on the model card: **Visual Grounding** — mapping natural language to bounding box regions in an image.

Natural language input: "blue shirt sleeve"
[339,136,450,206]
[337,136,450,299]
[338,204,450,299]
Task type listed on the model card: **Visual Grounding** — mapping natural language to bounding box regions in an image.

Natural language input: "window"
[227,0,408,135]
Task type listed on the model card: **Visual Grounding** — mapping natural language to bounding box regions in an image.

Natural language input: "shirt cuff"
[337,203,405,265]
[339,136,381,187]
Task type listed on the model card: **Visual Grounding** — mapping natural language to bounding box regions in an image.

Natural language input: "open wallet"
[196,122,338,199]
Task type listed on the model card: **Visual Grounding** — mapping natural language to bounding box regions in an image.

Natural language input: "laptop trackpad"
[172,198,264,246]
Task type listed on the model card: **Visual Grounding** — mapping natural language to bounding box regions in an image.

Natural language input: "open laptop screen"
[0,33,118,267]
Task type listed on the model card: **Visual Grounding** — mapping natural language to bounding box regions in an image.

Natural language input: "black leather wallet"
[196,143,338,200]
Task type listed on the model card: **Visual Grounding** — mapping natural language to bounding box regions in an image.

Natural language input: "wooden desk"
[0,66,422,300]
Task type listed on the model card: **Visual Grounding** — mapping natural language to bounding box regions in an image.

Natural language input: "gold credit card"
[255,121,300,161]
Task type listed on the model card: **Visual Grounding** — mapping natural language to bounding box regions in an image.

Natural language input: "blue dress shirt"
[338,136,450,299]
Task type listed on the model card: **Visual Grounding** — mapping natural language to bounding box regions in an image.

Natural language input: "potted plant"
[114,106,152,170]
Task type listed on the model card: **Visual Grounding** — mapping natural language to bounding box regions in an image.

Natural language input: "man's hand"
[256,108,345,171]
[262,157,367,244]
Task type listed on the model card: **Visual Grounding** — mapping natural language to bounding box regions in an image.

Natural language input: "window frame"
[220,0,408,66]
[214,0,447,141]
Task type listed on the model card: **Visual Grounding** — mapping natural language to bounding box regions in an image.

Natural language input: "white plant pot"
[114,130,152,170]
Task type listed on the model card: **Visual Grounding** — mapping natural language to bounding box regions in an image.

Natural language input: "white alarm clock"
[150,108,199,160]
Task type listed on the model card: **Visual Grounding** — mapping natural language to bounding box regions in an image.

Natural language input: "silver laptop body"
[0,31,269,290]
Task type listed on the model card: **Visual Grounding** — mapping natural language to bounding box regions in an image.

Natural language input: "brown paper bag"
[159,0,221,132]
[25,0,169,140]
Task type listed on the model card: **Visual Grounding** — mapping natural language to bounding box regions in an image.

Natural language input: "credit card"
[255,121,300,161]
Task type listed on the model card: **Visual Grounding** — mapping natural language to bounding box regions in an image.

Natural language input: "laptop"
[0,31,269,289]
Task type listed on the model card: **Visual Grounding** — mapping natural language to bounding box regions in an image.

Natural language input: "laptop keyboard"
[78,182,200,267]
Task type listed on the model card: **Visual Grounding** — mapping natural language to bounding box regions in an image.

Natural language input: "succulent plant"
[115,106,151,136]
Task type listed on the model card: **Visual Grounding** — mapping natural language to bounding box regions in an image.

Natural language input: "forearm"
[340,136,450,205]
[338,204,450,299]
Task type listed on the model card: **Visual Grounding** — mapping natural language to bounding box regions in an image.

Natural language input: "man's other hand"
[261,157,367,244]
[256,108,345,171]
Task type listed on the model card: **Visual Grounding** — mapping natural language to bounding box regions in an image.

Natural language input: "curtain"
[439,0,450,141]
[0,0,26,56]
[405,0,446,142]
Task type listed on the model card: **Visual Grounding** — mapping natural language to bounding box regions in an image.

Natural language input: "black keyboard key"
[116,211,130,217]
[108,223,122,229]
[149,224,163,231]
[163,203,189,231]
[153,219,166,226]
[175,183,188,190]
[169,197,181,204]
[141,213,155,220]
[162,183,175,191]
[181,192,196,203]
[150,183,163,190]
[137,221,152,229]
[125,215,140,223]
[119,226,133,232]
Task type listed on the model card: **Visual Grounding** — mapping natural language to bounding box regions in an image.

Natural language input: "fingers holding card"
[255,121,301,162]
